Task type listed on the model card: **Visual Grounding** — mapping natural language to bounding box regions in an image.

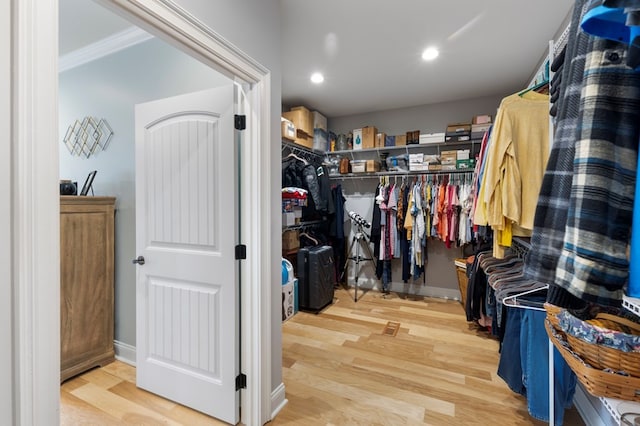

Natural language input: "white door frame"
[7,0,272,424]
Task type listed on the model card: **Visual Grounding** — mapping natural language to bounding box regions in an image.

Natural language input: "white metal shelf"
[593,296,640,425]
[623,295,640,316]
[326,139,482,157]
[282,140,325,161]
[601,397,622,424]
[281,220,323,232]
[328,169,474,180]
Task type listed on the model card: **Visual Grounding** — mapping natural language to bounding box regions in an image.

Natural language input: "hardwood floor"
[60,361,226,425]
[61,287,585,425]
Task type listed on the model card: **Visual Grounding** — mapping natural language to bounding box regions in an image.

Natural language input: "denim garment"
[521,309,577,425]
[497,307,526,395]
[381,260,392,290]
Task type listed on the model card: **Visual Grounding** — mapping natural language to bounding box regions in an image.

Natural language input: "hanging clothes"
[550,35,640,308]
[524,0,591,305]
[474,90,550,258]
[400,184,412,283]
[330,184,346,283]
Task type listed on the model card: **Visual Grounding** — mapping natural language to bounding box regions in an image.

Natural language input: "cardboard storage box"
[375,132,386,148]
[283,106,313,135]
[366,160,381,172]
[282,230,300,252]
[457,149,470,160]
[362,126,378,149]
[406,130,420,145]
[281,118,296,141]
[409,153,424,164]
[440,150,457,165]
[294,131,313,149]
[472,114,492,125]
[419,132,445,144]
[395,134,407,146]
[456,159,476,170]
[353,128,363,150]
[471,123,491,139]
[445,134,471,142]
[446,123,472,134]
[410,163,429,171]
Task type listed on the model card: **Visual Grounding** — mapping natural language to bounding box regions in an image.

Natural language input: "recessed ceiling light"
[422,47,439,61]
[310,72,324,84]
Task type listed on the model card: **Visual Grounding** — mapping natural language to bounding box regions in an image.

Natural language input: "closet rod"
[282,140,325,160]
[282,220,323,232]
[329,170,474,180]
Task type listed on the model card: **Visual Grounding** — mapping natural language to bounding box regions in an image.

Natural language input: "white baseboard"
[345,278,461,301]
[114,340,136,366]
[270,382,288,420]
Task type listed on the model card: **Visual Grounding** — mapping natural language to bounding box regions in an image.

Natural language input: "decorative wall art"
[63,117,113,158]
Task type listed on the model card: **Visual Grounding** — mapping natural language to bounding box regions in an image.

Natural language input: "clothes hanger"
[299,232,319,246]
[517,79,549,97]
[501,284,549,312]
[283,151,308,164]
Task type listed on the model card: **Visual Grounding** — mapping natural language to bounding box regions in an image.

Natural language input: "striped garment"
[524,0,590,306]
[551,37,640,307]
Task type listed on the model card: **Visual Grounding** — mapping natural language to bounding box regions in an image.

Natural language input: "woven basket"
[544,302,563,331]
[563,312,640,377]
[545,319,640,402]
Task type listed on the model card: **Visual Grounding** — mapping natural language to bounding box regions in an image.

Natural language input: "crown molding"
[59,26,153,72]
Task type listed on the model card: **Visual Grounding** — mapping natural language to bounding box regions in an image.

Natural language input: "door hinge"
[234,114,246,130]
[235,373,247,390]
[235,244,247,260]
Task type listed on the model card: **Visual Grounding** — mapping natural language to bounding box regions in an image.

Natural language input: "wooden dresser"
[60,196,116,382]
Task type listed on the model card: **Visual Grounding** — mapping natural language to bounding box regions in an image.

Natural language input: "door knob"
[132,255,145,265]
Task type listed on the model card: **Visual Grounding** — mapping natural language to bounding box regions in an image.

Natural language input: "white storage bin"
[350,160,366,173]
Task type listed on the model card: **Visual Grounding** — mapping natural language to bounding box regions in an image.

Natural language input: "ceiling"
[60,0,574,118]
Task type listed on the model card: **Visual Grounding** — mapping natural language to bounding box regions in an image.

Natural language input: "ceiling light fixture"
[310,72,324,84]
[422,47,439,61]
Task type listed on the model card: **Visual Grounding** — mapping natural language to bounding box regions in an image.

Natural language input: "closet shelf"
[623,295,640,316]
[282,220,324,232]
[326,139,482,157]
[600,397,625,424]
[328,169,474,180]
[595,296,640,424]
[282,140,325,160]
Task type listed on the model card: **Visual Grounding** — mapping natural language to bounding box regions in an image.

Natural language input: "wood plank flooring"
[61,287,585,425]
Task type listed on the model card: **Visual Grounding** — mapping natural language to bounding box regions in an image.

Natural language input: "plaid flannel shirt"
[551,38,640,307]
[524,0,590,297]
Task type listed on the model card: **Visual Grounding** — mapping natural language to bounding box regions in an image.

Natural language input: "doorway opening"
[50,0,274,424]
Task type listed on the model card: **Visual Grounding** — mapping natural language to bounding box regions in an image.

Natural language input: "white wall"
[59,37,231,346]
[170,0,284,394]
[0,0,13,420]
[328,94,503,135]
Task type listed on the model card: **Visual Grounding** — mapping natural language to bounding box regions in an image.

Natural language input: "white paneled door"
[134,85,238,424]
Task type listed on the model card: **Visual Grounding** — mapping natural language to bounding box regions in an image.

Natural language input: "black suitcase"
[297,245,335,312]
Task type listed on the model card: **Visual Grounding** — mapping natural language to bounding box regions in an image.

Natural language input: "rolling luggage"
[297,245,335,312]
